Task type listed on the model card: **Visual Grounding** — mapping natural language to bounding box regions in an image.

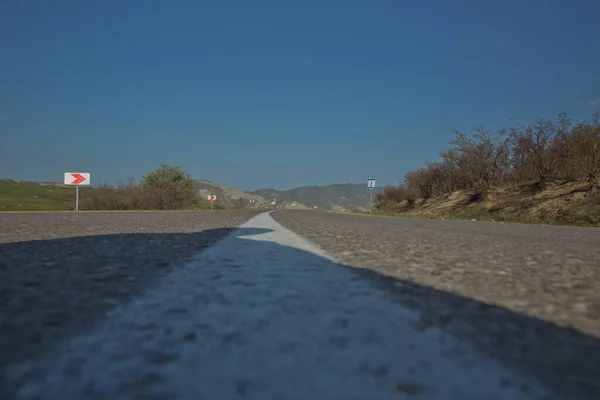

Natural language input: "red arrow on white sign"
[207,195,216,201]
[64,172,90,186]
[63,172,90,212]
[71,174,85,184]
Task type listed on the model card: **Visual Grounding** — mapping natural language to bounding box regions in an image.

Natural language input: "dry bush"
[563,113,600,192]
[510,113,571,189]
[81,165,200,210]
[444,126,510,190]
[140,164,197,210]
[377,185,411,205]
[378,111,600,207]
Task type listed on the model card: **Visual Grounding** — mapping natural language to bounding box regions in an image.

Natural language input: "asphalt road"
[272,210,600,336]
[272,210,600,398]
[0,211,262,376]
[1,209,599,399]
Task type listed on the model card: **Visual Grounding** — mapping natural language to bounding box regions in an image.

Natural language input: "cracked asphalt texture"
[271,210,600,399]
[0,210,262,373]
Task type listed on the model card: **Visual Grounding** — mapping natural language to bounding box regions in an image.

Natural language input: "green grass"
[0,181,265,212]
[0,182,76,211]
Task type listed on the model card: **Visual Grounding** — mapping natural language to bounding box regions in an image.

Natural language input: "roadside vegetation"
[0,180,74,211]
[376,111,600,227]
[1,165,234,211]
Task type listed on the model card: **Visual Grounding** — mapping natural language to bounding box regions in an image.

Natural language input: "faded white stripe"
[11,212,549,400]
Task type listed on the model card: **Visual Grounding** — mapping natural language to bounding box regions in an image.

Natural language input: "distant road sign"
[64,172,90,212]
[367,178,376,214]
[367,178,376,191]
[207,195,216,201]
[271,201,276,205]
[64,173,90,186]
[249,199,255,204]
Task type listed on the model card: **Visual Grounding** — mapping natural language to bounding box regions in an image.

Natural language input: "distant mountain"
[252,183,372,211]
[195,180,269,208]
[195,180,387,211]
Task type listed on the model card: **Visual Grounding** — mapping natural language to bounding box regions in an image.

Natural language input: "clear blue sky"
[1,0,599,191]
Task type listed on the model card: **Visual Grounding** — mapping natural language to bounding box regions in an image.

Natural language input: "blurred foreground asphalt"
[1,210,599,399]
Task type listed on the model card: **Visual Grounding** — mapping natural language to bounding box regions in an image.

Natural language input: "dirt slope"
[378,181,600,227]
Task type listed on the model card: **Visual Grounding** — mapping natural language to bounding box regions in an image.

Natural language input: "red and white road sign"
[249,199,255,204]
[271,201,276,205]
[207,195,216,201]
[64,173,90,186]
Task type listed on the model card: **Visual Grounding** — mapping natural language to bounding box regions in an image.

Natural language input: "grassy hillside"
[0,180,233,212]
[375,180,600,227]
[0,181,76,211]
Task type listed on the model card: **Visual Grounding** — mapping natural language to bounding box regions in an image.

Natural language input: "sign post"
[64,173,90,211]
[207,195,216,210]
[367,178,376,215]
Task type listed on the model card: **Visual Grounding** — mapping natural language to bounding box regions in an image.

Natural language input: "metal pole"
[369,190,372,215]
[76,185,79,211]
[211,199,213,211]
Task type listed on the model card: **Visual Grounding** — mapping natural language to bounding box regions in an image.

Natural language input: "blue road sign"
[367,178,376,191]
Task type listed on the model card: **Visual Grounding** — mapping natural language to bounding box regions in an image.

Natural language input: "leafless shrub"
[510,113,571,190]
[444,126,511,190]
[563,112,600,192]
[377,111,600,207]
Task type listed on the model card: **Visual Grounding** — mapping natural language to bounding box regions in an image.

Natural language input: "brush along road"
[1,210,599,399]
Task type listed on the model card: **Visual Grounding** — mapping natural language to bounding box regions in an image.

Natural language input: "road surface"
[1,210,599,399]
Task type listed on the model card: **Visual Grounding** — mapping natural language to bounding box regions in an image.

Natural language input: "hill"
[0,180,75,211]
[195,180,266,208]
[0,178,381,212]
[196,180,377,211]
[375,180,600,227]
[252,183,372,211]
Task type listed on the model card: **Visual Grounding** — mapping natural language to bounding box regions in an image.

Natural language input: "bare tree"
[444,126,510,190]
[404,169,431,199]
[510,113,571,189]
[508,126,537,184]
[564,112,600,192]
[378,111,600,207]
[376,185,411,206]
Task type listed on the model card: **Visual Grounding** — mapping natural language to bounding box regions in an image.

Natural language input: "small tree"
[564,112,600,192]
[445,126,511,190]
[140,164,197,210]
[510,113,571,189]
[405,168,436,199]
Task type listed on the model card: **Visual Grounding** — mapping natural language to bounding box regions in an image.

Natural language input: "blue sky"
[1,0,599,191]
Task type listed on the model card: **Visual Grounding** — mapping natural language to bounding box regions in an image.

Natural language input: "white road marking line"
[10,212,550,399]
